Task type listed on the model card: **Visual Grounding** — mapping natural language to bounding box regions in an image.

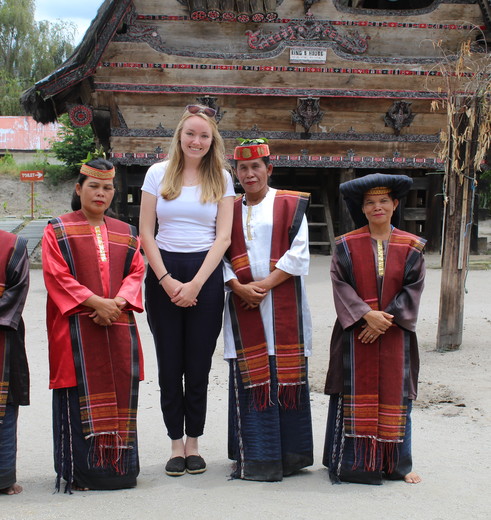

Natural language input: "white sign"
[290,48,327,64]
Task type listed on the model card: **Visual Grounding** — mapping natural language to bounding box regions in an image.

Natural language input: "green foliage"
[0,152,18,175]
[236,138,269,145]
[44,164,73,185]
[50,114,95,174]
[478,170,491,210]
[0,70,23,115]
[0,150,73,184]
[80,145,107,165]
[0,0,75,115]
[0,151,16,167]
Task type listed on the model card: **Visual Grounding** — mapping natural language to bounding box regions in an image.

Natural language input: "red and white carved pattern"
[69,105,93,127]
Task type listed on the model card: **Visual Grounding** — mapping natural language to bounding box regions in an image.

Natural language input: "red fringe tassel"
[353,437,399,473]
[89,434,130,475]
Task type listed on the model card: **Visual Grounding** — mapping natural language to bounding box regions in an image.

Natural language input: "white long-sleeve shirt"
[223,188,312,359]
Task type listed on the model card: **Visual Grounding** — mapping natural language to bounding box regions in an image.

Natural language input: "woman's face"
[235,159,273,199]
[76,177,115,218]
[362,193,399,227]
[180,115,213,162]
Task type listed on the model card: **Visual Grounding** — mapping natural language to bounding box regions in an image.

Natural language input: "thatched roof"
[21,0,131,124]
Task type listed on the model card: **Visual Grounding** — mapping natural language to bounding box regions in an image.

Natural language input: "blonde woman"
[139,105,234,476]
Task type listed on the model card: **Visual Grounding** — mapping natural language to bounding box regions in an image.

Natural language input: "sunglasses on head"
[186,104,217,118]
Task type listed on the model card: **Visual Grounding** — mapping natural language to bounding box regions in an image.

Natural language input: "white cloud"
[35,0,103,44]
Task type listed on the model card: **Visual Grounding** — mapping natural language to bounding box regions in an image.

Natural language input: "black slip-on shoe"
[185,455,206,474]
[165,456,186,476]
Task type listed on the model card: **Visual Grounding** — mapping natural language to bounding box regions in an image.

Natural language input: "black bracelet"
[158,272,171,283]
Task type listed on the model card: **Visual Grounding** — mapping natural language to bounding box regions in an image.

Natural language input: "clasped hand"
[161,277,199,307]
[89,297,126,326]
[358,310,394,344]
[233,281,267,310]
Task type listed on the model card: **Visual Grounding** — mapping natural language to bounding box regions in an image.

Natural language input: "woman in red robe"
[42,159,145,492]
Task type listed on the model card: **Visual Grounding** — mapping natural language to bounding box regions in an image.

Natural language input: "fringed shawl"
[336,225,425,471]
[0,234,27,424]
[50,211,140,473]
[227,190,310,409]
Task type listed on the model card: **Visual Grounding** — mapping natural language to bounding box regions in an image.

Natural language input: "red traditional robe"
[42,215,145,389]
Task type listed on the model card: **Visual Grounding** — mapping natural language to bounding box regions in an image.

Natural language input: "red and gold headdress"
[80,163,115,180]
[234,138,270,161]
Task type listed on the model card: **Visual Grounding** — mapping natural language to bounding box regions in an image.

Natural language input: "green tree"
[0,0,75,115]
[50,114,95,174]
[0,70,23,115]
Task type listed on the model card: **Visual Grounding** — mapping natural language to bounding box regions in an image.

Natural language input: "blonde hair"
[160,108,229,203]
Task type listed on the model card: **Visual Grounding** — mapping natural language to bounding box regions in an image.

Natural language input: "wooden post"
[436,96,479,351]
[338,168,355,235]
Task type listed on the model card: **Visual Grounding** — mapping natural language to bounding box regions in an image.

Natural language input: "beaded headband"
[80,163,115,180]
[364,186,391,196]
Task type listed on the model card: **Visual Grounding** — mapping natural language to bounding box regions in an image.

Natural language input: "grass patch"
[0,151,75,184]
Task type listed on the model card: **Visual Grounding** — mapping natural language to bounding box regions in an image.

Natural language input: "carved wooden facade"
[22,0,490,251]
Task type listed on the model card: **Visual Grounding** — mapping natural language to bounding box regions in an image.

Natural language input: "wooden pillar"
[338,168,355,234]
[436,97,478,351]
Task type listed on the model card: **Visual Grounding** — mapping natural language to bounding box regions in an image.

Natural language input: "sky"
[34,0,104,44]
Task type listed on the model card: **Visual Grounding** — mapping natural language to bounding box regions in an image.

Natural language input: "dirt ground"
[0,174,74,218]
[1,174,490,519]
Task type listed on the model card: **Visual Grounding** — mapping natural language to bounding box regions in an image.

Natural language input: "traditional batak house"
[22,0,491,251]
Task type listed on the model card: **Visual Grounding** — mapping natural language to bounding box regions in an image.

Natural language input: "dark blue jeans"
[145,250,224,440]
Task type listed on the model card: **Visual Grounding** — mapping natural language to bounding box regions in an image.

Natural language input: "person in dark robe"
[323,172,425,485]
[0,230,29,495]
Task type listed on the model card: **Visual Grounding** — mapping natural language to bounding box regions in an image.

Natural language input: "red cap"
[233,143,270,161]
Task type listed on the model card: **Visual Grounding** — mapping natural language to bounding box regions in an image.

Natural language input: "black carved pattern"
[135,12,480,31]
[110,126,440,143]
[246,15,369,54]
[123,6,163,39]
[101,60,470,80]
[195,96,226,122]
[477,0,491,31]
[112,30,456,64]
[334,0,475,17]
[291,97,324,133]
[101,60,456,76]
[384,100,415,136]
[95,82,444,99]
[110,151,446,169]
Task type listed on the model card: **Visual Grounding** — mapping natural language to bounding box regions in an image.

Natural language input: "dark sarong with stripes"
[228,357,313,481]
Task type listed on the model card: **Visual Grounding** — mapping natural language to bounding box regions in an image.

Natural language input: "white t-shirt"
[141,161,235,252]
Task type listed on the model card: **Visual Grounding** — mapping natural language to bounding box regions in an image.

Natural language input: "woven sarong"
[227,190,309,409]
[0,234,27,424]
[50,211,140,473]
[336,225,425,471]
